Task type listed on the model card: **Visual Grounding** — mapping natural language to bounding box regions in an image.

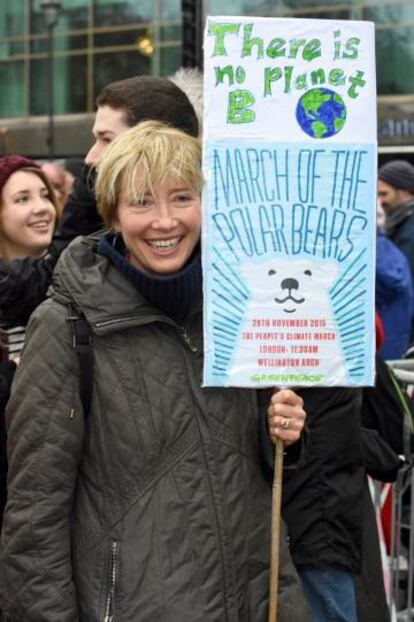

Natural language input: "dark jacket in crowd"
[355,354,411,622]
[281,351,408,579]
[1,235,310,622]
[0,167,102,326]
[385,196,414,287]
[0,360,15,527]
[376,232,414,360]
[281,387,366,575]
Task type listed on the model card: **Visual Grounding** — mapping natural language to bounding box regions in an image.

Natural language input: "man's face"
[84,106,130,167]
[378,179,409,214]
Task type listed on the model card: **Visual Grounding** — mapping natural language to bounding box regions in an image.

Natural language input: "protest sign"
[202,15,377,388]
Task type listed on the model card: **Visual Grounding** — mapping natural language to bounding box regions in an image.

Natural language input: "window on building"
[2,0,414,120]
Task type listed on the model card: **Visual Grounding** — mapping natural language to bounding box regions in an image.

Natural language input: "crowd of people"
[0,69,412,622]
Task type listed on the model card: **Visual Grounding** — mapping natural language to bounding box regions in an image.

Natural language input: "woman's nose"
[32,201,49,213]
[152,203,178,229]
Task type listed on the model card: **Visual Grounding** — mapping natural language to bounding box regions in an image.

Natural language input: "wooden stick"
[268,437,285,622]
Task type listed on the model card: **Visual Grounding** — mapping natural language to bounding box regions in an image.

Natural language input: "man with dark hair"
[378,159,414,280]
[96,75,198,136]
[0,76,199,326]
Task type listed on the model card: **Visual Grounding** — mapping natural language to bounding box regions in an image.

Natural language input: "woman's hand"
[267,389,306,446]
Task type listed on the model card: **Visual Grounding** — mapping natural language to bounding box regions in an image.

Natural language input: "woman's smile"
[146,236,183,251]
[27,218,53,232]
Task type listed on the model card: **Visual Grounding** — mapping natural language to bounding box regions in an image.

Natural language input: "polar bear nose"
[281,278,299,291]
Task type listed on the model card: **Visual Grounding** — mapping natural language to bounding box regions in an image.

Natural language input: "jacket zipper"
[104,540,118,622]
[181,328,197,352]
[180,345,237,617]
[95,316,198,354]
[95,316,150,329]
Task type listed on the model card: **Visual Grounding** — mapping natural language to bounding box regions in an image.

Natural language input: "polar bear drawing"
[226,256,349,386]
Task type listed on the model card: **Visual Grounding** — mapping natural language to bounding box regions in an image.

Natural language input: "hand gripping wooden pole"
[268,438,285,622]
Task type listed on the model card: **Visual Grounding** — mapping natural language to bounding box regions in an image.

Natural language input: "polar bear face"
[240,257,338,316]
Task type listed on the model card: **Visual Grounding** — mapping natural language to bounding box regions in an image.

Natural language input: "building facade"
[1,0,414,157]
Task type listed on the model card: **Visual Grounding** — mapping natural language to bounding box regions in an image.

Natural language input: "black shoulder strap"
[68,306,94,418]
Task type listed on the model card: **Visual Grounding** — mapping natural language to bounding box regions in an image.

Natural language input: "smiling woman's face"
[0,170,56,260]
[114,174,201,275]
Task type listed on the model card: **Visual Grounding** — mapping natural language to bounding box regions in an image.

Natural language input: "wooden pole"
[268,437,285,622]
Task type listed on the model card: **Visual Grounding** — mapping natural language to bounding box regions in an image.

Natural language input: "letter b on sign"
[228,89,256,124]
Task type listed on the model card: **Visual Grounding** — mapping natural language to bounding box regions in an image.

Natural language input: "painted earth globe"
[296,87,347,138]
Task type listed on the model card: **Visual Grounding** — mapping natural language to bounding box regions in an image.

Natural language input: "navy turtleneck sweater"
[97,233,202,325]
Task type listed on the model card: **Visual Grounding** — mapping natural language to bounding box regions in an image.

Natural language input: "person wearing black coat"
[356,354,412,622]
[280,353,409,622]
[281,387,365,622]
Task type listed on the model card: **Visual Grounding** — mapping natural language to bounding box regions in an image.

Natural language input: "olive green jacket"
[1,236,310,621]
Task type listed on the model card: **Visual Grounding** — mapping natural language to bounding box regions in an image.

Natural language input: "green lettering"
[329,68,346,86]
[343,37,360,60]
[242,23,264,58]
[215,65,236,86]
[295,73,308,90]
[264,67,282,96]
[311,68,326,85]
[235,66,246,84]
[266,37,286,59]
[284,66,293,93]
[208,23,240,56]
[288,38,306,59]
[347,70,366,98]
[333,30,341,60]
[303,38,321,62]
[228,90,256,124]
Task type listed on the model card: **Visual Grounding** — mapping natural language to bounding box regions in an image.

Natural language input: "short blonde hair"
[95,120,203,228]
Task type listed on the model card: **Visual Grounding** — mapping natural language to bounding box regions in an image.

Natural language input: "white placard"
[202,16,377,388]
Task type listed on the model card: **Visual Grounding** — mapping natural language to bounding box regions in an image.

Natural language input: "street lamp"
[40,0,62,158]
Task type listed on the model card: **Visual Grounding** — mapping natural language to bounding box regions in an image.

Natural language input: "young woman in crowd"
[1,122,310,621]
[0,156,58,361]
[0,156,57,260]
[0,156,58,528]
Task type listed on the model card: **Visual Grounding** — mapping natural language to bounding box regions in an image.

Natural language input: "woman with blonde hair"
[2,123,310,621]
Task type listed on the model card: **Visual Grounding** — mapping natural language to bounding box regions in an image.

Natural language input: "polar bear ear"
[310,261,339,282]
[240,261,259,284]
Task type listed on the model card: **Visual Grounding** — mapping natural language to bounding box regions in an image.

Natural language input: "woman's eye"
[15,195,28,203]
[133,198,150,208]
[175,194,192,203]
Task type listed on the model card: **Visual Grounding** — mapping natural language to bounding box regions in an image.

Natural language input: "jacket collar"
[53,234,202,335]
[384,196,414,236]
